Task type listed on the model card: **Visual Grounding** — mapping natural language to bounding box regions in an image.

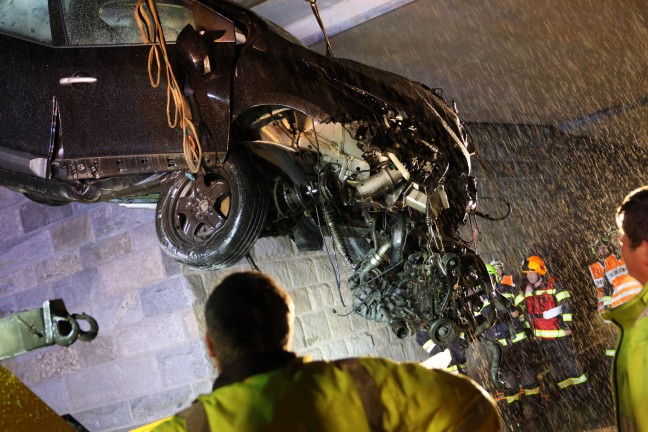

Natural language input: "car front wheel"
[155,151,267,270]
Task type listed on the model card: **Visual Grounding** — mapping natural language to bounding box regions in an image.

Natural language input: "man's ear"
[205,332,221,372]
[641,240,648,265]
[205,332,216,358]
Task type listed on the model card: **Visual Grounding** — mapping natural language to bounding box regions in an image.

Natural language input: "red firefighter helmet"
[520,255,547,276]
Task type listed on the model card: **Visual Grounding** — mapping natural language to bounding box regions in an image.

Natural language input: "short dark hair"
[617,186,648,249]
[205,272,293,368]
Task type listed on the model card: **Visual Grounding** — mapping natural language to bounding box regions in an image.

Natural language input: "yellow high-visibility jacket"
[603,281,648,431]
[149,356,501,432]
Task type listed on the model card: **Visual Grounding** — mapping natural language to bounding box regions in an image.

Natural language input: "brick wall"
[0,123,645,431]
[0,191,425,432]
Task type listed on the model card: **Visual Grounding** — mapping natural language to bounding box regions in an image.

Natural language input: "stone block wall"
[0,190,426,432]
[0,122,645,431]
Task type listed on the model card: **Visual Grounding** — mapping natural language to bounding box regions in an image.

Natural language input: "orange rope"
[134,0,202,173]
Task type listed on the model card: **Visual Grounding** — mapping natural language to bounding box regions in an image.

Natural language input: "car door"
[53,0,190,164]
[0,0,59,177]
[1,0,235,180]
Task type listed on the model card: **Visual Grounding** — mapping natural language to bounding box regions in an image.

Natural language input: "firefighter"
[480,264,535,428]
[519,256,588,403]
[489,259,515,289]
[589,230,643,358]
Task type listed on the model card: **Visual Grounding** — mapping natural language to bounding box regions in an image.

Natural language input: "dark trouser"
[507,338,538,395]
[539,337,587,390]
[416,331,468,374]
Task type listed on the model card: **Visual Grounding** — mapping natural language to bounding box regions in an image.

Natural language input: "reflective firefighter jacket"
[149,355,501,432]
[602,281,648,431]
[521,276,573,339]
[589,255,642,313]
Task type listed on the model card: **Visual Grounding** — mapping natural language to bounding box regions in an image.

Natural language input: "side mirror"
[176,24,209,73]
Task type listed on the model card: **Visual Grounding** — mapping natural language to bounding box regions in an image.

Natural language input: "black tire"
[155,151,267,270]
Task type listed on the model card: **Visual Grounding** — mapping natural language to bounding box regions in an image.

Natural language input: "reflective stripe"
[558,377,573,389]
[593,277,605,288]
[562,313,573,322]
[445,363,467,373]
[543,306,562,319]
[534,329,568,338]
[505,393,521,404]
[614,280,640,293]
[612,285,643,307]
[422,340,436,353]
[338,359,386,431]
[514,294,525,305]
[511,332,527,343]
[605,349,616,357]
[523,387,540,396]
[525,288,557,298]
[555,291,571,302]
[571,374,588,385]
[177,401,210,432]
[498,339,508,346]
[492,391,506,402]
[537,289,556,295]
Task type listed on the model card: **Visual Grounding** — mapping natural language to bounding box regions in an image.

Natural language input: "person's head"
[521,255,547,285]
[204,271,295,371]
[608,229,622,251]
[525,271,540,284]
[616,186,648,284]
[594,240,612,261]
[485,263,499,287]
[490,259,504,280]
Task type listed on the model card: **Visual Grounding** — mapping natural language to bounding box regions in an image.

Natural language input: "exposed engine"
[249,106,495,346]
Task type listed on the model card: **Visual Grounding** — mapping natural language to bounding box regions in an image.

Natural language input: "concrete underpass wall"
[0,123,645,431]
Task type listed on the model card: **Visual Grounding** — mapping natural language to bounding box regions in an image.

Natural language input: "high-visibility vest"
[146,357,502,431]
[589,255,642,311]
[589,261,611,313]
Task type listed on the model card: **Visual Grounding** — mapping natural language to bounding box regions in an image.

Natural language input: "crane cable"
[134,0,202,174]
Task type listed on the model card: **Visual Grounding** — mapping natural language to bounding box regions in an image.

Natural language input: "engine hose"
[390,213,406,265]
[479,336,503,389]
[322,203,354,267]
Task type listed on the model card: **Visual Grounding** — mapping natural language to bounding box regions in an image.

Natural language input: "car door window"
[0,0,52,43]
[62,0,193,45]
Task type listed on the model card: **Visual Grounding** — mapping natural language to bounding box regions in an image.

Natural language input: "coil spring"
[322,203,354,267]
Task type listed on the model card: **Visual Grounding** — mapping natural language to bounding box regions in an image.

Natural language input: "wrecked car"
[0,0,501,345]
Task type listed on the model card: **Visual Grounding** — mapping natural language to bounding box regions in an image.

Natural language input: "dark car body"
[0,0,494,344]
[0,0,468,202]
